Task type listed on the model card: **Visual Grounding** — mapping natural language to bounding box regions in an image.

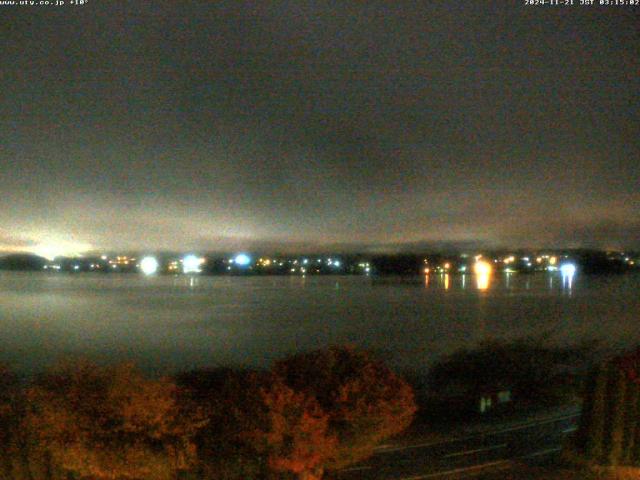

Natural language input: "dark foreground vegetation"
[409,337,595,428]
[0,338,622,479]
[476,348,640,480]
[0,347,416,480]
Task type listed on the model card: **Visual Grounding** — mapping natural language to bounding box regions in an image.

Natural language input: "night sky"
[1,2,638,257]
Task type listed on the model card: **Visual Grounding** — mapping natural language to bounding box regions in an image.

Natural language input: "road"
[334,412,580,479]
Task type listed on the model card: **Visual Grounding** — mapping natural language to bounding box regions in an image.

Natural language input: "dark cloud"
[0,2,638,254]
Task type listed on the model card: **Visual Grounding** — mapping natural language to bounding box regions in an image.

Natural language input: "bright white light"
[234,254,251,266]
[333,260,341,267]
[303,259,308,264]
[183,255,204,274]
[140,256,159,275]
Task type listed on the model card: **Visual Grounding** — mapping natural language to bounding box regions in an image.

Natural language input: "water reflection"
[562,270,575,291]
[561,263,576,291]
[476,272,490,291]
[1,272,640,376]
[473,260,492,291]
[444,274,450,290]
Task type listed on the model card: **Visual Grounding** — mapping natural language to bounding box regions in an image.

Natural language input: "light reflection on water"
[562,270,575,291]
[476,272,490,291]
[424,270,580,295]
[0,271,639,375]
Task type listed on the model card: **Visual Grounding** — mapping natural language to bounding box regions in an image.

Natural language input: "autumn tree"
[273,346,417,470]
[178,369,337,480]
[254,378,336,480]
[21,361,205,480]
[177,368,271,480]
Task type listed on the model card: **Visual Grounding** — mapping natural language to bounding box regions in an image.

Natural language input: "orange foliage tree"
[253,378,337,480]
[273,346,417,470]
[177,368,272,479]
[21,361,206,480]
[3,348,414,480]
[179,368,338,480]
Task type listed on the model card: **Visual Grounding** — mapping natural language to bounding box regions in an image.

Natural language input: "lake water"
[1,271,638,375]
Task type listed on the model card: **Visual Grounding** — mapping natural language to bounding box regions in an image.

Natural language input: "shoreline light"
[140,256,159,275]
[473,260,492,276]
[234,253,251,266]
[183,255,204,274]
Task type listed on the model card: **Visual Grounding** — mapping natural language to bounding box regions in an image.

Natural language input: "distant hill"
[0,253,48,271]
